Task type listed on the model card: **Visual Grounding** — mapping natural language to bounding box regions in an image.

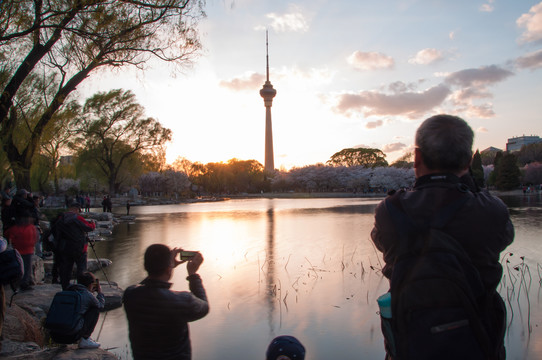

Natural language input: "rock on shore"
[1,283,123,359]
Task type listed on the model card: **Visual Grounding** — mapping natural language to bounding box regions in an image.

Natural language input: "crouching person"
[45,272,105,349]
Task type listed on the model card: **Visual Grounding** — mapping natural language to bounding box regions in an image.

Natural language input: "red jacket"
[6,224,38,255]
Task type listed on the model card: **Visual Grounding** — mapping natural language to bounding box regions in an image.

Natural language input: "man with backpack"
[52,202,96,290]
[46,271,105,348]
[371,114,514,360]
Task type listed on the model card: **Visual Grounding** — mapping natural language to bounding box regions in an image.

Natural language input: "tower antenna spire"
[266,29,270,82]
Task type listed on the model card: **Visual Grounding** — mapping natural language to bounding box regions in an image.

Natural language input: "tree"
[72,89,172,194]
[0,0,204,190]
[390,152,414,168]
[327,148,388,168]
[517,143,542,166]
[487,151,503,186]
[495,153,520,191]
[39,101,79,193]
[471,150,484,188]
[190,159,268,194]
[171,156,195,177]
[522,162,542,185]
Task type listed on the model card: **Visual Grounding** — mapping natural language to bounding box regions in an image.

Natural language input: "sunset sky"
[79,0,542,170]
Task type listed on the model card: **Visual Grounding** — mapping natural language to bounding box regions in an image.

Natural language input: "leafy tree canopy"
[71,89,171,194]
[0,0,205,190]
[327,147,388,168]
[390,152,414,168]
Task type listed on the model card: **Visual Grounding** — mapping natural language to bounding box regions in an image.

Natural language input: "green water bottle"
[377,292,392,318]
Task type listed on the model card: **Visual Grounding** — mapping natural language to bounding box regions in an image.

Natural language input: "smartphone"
[180,251,197,261]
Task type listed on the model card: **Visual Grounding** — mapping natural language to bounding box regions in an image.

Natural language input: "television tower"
[260,30,277,173]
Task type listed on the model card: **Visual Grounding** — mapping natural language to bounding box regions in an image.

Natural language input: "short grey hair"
[415,114,473,172]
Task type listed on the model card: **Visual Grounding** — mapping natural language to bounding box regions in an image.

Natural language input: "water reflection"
[92,197,542,360]
[266,205,276,337]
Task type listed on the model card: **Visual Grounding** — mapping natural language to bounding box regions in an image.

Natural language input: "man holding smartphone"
[123,244,209,360]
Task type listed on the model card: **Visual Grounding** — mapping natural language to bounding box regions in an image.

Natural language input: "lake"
[92,195,542,360]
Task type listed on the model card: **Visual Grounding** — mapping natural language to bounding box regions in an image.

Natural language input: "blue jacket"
[123,274,209,360]
[70,284,105,315]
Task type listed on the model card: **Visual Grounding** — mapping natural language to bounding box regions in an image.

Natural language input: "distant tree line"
[479,142,542,190]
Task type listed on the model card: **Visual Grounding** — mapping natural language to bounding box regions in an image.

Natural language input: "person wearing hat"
[266,335,306,360]
[52,201,96,290]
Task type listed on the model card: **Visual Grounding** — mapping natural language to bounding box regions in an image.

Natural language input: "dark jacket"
[70,283,105,314]
[371,173,514,358]
[1,204,15,233]
[371,173,514,291]
[53,212,95,254]
[123,274,209,360]
[12,194,35,222]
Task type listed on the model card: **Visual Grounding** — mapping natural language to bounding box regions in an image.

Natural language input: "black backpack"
[42,212,64,252]
[381,192,493,360]
[0,248,24,286]
[45,287,84,344]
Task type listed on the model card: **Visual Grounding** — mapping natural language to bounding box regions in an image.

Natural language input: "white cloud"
[449,30,456,40]
[517,2,542,43]
[267,5,309,33]
[383,142,407,152]
[408,48,444,65]
[347,51,395,70]
[515,49,542,69]
[365,119,383,129]
[332,84,451,119]
[477,127,488,133]
[219,72,265,91]
[479,4,494,12]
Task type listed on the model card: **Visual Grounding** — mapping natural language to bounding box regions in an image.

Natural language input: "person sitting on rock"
[73,272,105,349]
[47,272,105,348]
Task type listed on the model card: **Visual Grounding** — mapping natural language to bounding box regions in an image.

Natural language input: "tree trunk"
[11,159,32,191]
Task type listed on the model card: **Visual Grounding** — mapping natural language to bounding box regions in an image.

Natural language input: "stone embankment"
[1,211,129,359]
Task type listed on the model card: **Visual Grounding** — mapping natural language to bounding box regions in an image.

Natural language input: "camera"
[179,251,197,261]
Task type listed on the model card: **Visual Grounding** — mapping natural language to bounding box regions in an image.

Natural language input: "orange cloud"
[383,142,407,152]
[219,72,265,91]
[408,48,444,65]
[347,51,394,70]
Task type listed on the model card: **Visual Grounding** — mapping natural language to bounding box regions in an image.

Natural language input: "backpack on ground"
[45,287,84,344]
[381,192,493,360]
